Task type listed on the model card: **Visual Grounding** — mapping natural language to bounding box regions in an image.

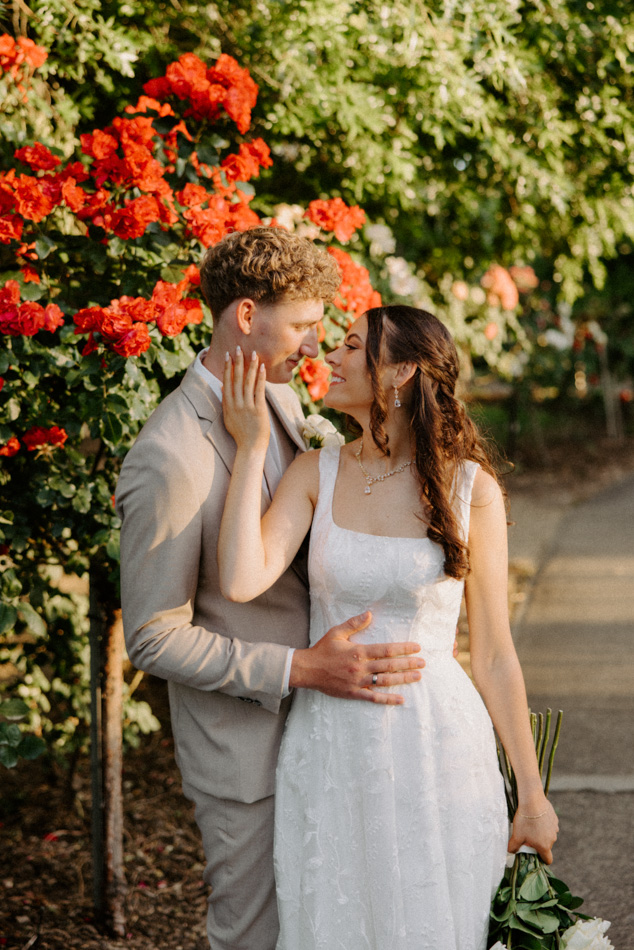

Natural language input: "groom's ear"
[235,298,258,335]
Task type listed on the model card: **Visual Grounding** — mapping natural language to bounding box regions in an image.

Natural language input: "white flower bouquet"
[300,413,345,450]
[489,709,614,949]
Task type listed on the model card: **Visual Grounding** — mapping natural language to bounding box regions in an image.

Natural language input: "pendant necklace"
[354,439,414,495]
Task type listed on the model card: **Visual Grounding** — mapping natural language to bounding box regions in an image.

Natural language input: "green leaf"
[0,603,17,634]
[0,745,19,768]
[35,235,58,260]
[72,485,92,514]
[517,905,560,933]
[508,914,541,935]
[18,734,47,760]
[560,895,585,910]
[106,531,120,561]
[19,602,47,638]
[0,722,22,747]
[0,698,29,720]
[19,282,46,301]
[518,868,550,901]
[102,412,124,445]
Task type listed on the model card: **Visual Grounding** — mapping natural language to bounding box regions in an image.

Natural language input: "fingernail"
[225,351,230,362]
[236,345,242,356]
[252,350,257,361]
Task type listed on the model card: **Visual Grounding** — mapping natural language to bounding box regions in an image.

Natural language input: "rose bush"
[0,40,385,763]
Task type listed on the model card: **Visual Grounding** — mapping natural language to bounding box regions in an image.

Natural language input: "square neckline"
[327,443,433,542]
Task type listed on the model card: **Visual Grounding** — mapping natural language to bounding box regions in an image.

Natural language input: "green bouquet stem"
[488,709,590,950]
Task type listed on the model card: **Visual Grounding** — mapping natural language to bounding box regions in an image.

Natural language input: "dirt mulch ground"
[1,714,208,950]
[2,433,634,950]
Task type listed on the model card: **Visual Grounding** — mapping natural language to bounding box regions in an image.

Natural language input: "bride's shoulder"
[469,463,503,509]
[287,445,322,482]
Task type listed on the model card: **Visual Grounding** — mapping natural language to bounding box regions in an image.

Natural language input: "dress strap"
[453,460,479,542]
[316,443,341,515]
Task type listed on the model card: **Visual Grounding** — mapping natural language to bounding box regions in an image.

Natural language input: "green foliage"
[14,0,634,296]
[0,697,46,767]
[488,852,588,949]
[12,0,631,405]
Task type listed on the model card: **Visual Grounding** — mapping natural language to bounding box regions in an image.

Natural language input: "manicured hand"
[222,346,270,454]
[290,611,426,706]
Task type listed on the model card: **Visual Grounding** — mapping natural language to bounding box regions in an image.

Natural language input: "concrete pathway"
[509,475,634,947]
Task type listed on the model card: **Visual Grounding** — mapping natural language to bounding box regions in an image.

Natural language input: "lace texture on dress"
[274,444,508,950]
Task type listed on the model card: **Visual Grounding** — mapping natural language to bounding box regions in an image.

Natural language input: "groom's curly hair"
[200,227,341,320]
[363,305,507,580]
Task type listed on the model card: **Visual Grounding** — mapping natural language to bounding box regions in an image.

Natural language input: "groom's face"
[250,297,324,384]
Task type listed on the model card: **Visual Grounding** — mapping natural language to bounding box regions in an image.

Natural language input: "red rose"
[127,95,175,118]
[114,296,156,324]
[0,280,20,306]
[0,436,20,457]
[22,425,67,451]
[81,130,118,160]
[110,322,152,357]
[13,174,56,222]
[176,183,209,208]
[73,306,107,333]
[61,178,87,212]
[328,247,381,319]
[299,358,331,401]
[226,196,261,232]
[305,198,366,244]
[0,214,24,244]
[207,55,258,134]
[17,301,47,335]
[106,195,161,239]
[184,197,229,246]
[100,309,134,341]
[17,37,48,69]
[42,304,64,333]
[181,264,201,286]
[20,264,40,283]
[15,143,61,171]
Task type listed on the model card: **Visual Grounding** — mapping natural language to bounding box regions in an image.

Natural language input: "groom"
[116,227,425,950]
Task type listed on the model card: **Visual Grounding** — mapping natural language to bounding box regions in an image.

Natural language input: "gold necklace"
[354,439,414,495]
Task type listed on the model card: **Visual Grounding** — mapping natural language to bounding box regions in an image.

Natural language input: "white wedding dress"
[274,444,508,950]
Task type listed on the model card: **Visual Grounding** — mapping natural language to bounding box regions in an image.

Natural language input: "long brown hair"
[363,305,502,580]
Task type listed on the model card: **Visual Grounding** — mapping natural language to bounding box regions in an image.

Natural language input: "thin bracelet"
[518,808,548,820]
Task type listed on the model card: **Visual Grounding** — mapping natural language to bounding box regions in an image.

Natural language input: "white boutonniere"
[300,414,345,450]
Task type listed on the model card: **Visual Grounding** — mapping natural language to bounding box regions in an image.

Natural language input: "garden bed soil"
[2,434,634,950]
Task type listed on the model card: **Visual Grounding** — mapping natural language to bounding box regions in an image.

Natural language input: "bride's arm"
[465,467,559,863]
[218,348,318,603]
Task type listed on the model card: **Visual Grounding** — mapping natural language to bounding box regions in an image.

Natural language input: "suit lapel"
[181,362,274,502]
[180,365,308,505]
[265,384,307,453]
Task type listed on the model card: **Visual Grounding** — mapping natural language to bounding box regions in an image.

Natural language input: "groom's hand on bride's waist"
[288,612,426,706]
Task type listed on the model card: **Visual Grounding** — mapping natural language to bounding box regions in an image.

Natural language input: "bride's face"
[324,315,378,414]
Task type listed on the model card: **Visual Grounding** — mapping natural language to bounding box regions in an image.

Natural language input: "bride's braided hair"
[364,305,503,580]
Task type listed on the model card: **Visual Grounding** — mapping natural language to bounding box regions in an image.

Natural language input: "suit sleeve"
[116,436,291,714]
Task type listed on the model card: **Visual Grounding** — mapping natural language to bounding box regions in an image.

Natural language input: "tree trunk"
[89,563,127,935]
[103,608,126,936]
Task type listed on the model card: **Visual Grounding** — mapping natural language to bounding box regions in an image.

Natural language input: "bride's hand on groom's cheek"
[289,611,427,706]
[222,346,270,453]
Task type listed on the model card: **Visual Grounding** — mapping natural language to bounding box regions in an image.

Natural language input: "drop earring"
[393,384,401,408]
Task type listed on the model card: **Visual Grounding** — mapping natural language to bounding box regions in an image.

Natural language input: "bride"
[218,305,558,950]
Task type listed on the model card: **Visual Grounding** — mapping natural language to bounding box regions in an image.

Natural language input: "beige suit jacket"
[116,362,310,803]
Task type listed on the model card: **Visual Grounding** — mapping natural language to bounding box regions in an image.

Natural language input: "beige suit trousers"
[183,781,278,950]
